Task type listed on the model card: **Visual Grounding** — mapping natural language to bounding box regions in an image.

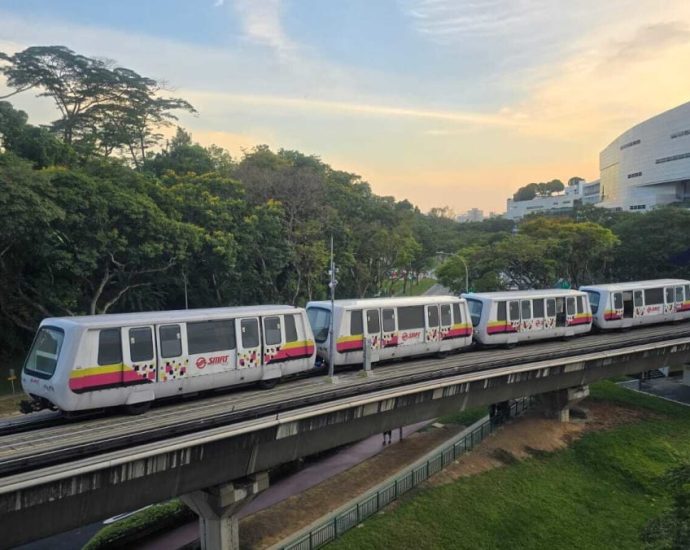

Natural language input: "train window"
[160,325,182,358]
[129,327,153,363]
[307,307,330,343]
[497,301,507,321]
[382,309,396,332]
[187,320,235,355]
[686,285,690,301]
[398,306,425,330]
[665,288,674,304]
[676,287,684,302]
[367,310,381,333]
[532,299,544,318]
[613,293,623,310]
[98,328,122,365]
[440,305,452,326]
[284,315,298,343]
[546,299,556,317]
[452,303,462,323]
[350,310,363,335]
[241,319,260,348]
[634,291,643,307]
[467,300,482,327]
[566,298,576,316]
[263,317,282,346]
[521,300,532,320]
[584,292,599,314]
[644,288,664,305]
[576,296,585,314]
[427,306,439,327]
[509,301,520,321]
[24,326,64,377]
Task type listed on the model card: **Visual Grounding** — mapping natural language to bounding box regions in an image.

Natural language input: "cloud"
[232,0,297,59]
[213,0,224,7]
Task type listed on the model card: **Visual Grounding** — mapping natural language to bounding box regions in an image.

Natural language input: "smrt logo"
[196,355,229,369]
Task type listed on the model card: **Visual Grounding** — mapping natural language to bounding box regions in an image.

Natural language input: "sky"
[2,1,690,214]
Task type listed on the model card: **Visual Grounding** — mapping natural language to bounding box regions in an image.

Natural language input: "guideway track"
[1,323,689,477]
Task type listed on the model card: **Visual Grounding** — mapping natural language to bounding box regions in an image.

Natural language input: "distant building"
[457,208,484,223]
[505,179,600,220]
[599,101,690,211]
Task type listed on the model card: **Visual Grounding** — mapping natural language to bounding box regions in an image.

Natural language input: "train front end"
[20,320,74,413]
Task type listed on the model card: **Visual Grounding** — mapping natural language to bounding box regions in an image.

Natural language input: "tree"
[0,46,195,163]
[513,179,565,202]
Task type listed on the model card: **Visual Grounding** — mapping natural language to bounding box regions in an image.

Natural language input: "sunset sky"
[2,0,690,214]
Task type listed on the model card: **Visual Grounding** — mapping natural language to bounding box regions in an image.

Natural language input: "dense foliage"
[1,45,690,359]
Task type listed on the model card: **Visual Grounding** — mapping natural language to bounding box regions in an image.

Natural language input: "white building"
[600,102,690,211]
[457,208,484,223]
[505,180,600,220]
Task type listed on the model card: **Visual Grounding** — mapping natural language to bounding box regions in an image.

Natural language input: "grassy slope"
[330,382,690,550]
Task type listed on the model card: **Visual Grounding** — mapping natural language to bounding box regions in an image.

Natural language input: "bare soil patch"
[0,394,22,418]
[426,399,652,489]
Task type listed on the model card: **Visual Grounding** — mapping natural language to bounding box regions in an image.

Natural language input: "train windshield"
[466,299,483,327]
[307,307,331,343]
[24,326,64,378]
[584,291,600,314]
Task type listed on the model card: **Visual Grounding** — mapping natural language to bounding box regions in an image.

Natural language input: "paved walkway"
[139,421,430,550]
[619,375,690,406]
[424,283,452,296]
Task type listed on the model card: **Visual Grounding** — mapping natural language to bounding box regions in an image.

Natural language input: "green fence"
[280,398,531,550]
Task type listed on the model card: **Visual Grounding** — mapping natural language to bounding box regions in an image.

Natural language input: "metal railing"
[280,398,531,550]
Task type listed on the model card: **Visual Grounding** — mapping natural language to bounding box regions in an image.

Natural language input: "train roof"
[307,295,461,309]
[580,279,690,291]
[463,289,585,300]
[40,305,301,329]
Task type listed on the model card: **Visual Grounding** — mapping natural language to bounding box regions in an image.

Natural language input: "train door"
[664,287,675,314]
[262,315,285,365]
[565,297,576,325]
[675,286,685,313]
[622,291,634,318]
[123,326,157,386]
[381,308,397,352]
[520,300,533,331]
[157,324,185,384]
[545,298,556,329]
[365,309,381,362]
[425,304,440,345]
[633,290,644,317]
[508,301,520,332]
[237,317,261,369]
[555,298,566,327]
[611,292,624,320]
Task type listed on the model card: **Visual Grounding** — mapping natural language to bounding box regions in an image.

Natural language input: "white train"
[306,296,473,367]
[580,279,690,329]
[462,289,593,346]
[21,305,315,413]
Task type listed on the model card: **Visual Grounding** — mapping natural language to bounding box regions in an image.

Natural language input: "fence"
[279,398,531,550]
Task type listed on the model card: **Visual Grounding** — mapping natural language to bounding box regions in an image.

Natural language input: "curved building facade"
[600,102,690,211]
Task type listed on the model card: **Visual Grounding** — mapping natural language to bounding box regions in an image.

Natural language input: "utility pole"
[327,235,338,383]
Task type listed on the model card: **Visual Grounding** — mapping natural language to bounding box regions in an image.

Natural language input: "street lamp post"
[327,235,338,383]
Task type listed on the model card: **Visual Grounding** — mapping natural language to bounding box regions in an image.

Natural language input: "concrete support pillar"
[181,473,269,550]
[682,364,690,386]
[537,385,590,422]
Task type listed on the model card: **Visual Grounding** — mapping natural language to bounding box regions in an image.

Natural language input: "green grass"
[436,406,487,426]
[330,381,690,550]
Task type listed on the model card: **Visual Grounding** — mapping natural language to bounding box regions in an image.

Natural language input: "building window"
[656,152,690,164]
[627,172,642,179]
[629,204,647,210]
[620,139,640,150]
[671,129,690,139]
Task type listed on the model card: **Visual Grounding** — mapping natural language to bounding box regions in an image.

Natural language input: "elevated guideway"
[1,324,690,547]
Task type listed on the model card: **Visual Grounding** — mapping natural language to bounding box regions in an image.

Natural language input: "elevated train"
[20,278,690,414]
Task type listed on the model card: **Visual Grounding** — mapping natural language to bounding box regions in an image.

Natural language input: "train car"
[21,305,316,413]
[580,279,690,330]
[462,289,592,346]
[306,296,473,367]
